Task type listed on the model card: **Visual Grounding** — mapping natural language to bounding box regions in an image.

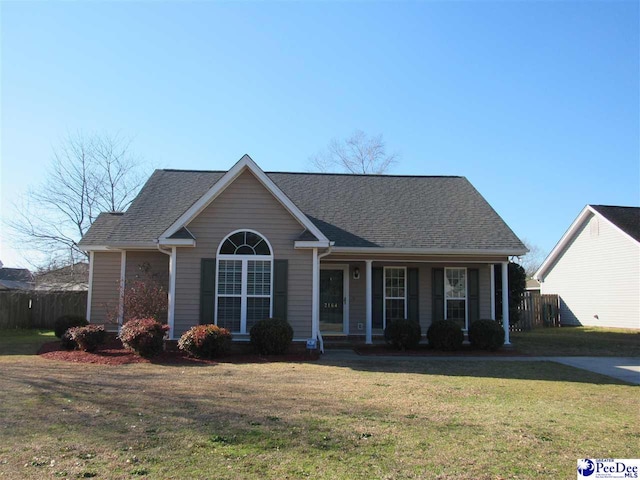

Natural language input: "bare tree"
[310,130,398,174]
[517,239,547,278]
[7,132,146,266]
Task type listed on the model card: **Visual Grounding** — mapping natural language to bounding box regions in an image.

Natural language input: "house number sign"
[323,303,339,309]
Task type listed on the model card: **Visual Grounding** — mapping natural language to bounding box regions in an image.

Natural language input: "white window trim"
[444,267,469,330]
[383,266,407,329]
[215,230,274,334]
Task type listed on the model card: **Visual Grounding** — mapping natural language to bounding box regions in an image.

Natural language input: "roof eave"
[79,242,159,252]
[158,238,196,247]
[294,240,333,249]
[329,246,527,256]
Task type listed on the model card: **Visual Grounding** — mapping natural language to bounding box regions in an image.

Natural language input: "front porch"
[313,255,511,350]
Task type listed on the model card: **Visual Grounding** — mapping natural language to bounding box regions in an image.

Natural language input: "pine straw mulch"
[37,337,320,366]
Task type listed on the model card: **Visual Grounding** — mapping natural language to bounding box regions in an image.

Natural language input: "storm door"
[320,269,346,333]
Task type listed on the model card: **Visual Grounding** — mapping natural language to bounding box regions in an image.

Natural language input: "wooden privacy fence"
[514,291,560,331]
[0,291,87,329]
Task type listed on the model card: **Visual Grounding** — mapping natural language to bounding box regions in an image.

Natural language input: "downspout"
[315,243,334,353]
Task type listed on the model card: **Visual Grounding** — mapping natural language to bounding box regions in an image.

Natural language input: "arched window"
[216,230,273,333]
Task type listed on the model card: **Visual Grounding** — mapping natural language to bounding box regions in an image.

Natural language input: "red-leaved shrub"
[67,325,106,352]
[119,318,169,357]
[178,324,232,359]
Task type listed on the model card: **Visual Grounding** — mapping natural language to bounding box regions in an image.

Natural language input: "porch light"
[353,267,360,280]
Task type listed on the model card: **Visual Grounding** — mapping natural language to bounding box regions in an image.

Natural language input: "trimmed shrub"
[67,325,106,352]
[250,318,294,355]
[469,319,505,351]
[54,314,88,338]
[60,330,77,350]
[119,318,169,357]
[384,319,422,350]
[178,324,232,359]
[427,320,464,351]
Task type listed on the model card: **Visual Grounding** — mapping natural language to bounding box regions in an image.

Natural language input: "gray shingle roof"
[590,205,640,243]
[80,169,525,252]
[0,268,34,290]
[78,212,124,245]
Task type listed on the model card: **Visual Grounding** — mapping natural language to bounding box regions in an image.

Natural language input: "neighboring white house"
[535,205,639,329]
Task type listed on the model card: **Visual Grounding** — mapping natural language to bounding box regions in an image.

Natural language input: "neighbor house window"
[384,267,407,328]
[445,267,467,330]
[216,230,273,333]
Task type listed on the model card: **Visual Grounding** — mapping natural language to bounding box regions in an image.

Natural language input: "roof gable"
[159,155,329,244]
[535,204,640,280]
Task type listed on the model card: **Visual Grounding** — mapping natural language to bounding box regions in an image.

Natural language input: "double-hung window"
[216,230,273,333]
[384,267,407,328]
[445,267,467,330]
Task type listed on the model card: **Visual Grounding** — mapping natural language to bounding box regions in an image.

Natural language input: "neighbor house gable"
[535,205,640,281]
[159,154,330,246]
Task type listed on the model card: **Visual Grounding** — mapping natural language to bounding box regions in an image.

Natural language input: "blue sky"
[1,0,638,268]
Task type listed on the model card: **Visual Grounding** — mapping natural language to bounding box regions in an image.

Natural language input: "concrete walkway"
[546,357,640,385]
[318,350,640,385]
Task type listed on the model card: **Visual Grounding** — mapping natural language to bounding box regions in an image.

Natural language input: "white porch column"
[490,264,496,320]
[365,260,373,344]
[312,248,319,340]
[118,251,127,327]
[168,247,177,339]
[86,251,94,322]
[501,261,510,345]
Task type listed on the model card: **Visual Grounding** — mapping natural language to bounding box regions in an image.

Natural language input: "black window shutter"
[273,259,288,321]
[432,268,444,322]
[468,268,480,323]
[200,258,216,325]
[407,268,419,322]
[372,267,383,329]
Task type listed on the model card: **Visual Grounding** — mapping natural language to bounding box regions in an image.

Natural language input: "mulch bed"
[353,344,526,356]
[38,338,320,366]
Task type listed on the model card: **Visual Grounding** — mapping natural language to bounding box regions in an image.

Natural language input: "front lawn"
[511,326,640,356]
[0,344,637,479]
[0,329,55,355]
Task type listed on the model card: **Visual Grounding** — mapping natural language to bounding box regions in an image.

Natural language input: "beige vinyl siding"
[540,213,640,329]
[125,251,169,287]
[345,262,494,335]
[174,170,313,338]
[89,252,121,326]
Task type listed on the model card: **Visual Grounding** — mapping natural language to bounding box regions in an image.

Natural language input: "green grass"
[511,326,640,356]
[0,329,55,355]
[0,346,637,479]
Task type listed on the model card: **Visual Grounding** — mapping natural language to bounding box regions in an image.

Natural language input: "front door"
[320,269,345,333]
